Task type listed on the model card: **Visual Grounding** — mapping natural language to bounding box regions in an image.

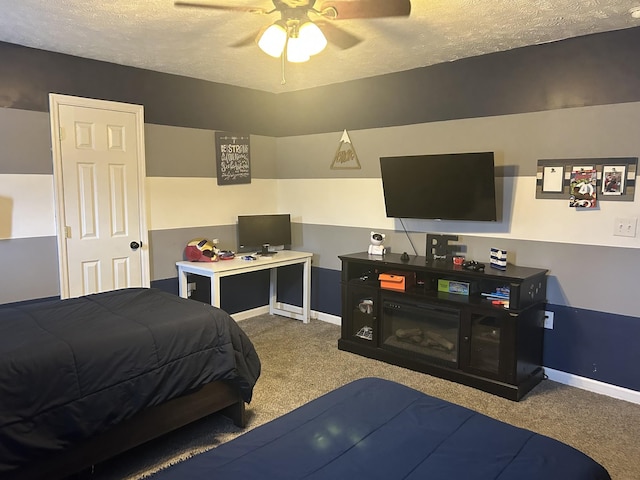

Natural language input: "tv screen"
[237,214,292,253]
[380,152,497,221]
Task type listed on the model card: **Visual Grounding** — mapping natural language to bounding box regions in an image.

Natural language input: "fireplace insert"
[381,297,460,367]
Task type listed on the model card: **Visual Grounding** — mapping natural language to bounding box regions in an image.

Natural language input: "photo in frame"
[602,165,625,195]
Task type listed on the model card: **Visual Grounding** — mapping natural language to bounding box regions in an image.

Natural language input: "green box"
[438,279,472,295]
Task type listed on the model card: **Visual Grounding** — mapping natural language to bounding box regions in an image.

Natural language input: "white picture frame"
[601,165,625,195]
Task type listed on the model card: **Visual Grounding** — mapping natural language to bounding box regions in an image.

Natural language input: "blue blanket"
[0,288,261,475]
[150,377,610,480]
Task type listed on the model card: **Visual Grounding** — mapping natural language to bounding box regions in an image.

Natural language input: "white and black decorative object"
[490,248,508,270]
[368,231,386,255]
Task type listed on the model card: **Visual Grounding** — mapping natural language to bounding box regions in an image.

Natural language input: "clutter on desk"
[185,238,220,262]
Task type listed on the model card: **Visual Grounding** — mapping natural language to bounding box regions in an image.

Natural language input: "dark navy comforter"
[151,377,610,480]
[0,288,261,475]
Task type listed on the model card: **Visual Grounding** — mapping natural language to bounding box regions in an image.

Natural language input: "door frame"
[49,93,150,299]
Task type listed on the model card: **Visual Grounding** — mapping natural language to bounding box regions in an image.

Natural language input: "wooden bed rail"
[12,381,244,480]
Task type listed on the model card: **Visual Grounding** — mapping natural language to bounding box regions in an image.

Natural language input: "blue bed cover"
[150,377,610,480]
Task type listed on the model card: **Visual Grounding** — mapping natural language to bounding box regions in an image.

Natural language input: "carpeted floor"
[92,314,640,480]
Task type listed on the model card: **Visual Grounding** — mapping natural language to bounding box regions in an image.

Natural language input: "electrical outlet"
[544,310,554,329]
[613,217,638,237]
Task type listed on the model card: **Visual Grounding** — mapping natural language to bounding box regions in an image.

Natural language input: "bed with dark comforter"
[0,288,261,479]
[150,377,610,480]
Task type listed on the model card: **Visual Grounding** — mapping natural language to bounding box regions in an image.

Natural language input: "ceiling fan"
[174,0,411,63]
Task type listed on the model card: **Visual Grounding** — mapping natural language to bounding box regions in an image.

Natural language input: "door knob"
[130,241,141,250]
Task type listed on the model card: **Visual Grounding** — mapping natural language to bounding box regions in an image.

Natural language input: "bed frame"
[15,381,245,480]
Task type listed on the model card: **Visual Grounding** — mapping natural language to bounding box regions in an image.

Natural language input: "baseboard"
[313,311,341,326]
[234,307,340,324]
[232,306,270,322]
[544,367,640,405]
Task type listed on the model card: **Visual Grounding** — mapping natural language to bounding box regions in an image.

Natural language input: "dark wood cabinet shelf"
[338,252,548,401]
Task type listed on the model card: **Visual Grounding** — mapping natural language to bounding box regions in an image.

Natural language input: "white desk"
[177,250,312,323]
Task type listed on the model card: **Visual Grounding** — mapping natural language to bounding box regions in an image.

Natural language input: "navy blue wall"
[543,305,640,391]
[0,41,279,136]
[275,27,640,135]
[5,26,640,136]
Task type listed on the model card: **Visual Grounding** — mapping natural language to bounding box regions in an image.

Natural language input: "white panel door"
[51,95,149,298]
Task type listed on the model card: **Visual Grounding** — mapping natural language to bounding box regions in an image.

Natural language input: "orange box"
[378,271,416,291]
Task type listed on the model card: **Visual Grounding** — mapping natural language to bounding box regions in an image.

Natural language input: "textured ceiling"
[1,0,640,93]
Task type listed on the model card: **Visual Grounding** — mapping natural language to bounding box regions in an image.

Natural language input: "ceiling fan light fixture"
[257,22,287,57]
[286,36,311,63]
[298,21,327,56]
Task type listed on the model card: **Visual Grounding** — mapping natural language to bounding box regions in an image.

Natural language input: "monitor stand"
[259,244,277,257]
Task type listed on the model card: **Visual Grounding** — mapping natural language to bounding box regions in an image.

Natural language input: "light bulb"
[286,36,310,63]
[257,23,287,57]
[298,21,327,56]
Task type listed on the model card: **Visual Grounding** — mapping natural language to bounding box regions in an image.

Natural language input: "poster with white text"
[215,132,251,185]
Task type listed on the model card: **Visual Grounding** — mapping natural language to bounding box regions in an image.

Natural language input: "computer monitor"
[237,214,292,254]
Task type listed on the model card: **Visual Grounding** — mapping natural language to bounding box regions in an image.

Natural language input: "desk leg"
[208,274,221,308]
[302,257,311,324]
[178,267,189,299]
[269,259,311,323]
[269,268,277,316]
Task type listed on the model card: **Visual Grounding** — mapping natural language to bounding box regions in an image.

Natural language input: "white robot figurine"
[368,231,386,256]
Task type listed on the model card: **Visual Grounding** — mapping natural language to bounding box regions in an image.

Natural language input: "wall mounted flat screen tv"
[380,152,497,221]
[237,214,292,253]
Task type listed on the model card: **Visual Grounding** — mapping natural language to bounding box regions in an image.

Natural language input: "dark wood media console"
[338,252,548,401]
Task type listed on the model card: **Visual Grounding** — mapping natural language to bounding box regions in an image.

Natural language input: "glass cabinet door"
[467,313,502,376]
[345,286,378,345]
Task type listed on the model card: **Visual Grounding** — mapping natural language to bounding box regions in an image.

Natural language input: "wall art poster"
[569,168,597,208]
[330,130,361,169]
[215,132,251,185]
[602,165,625,195]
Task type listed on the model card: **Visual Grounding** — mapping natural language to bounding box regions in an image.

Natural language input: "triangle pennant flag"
[331,129,361,169]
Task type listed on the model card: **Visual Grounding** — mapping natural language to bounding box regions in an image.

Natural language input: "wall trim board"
[544,367,640,405]
[232,306,270,322]
[236,308,340,325]
[314,311,341,326]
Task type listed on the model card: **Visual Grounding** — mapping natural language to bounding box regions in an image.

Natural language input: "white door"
[50,94,149,299]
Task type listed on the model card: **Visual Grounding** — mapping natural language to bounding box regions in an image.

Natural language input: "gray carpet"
[93,315,640,480]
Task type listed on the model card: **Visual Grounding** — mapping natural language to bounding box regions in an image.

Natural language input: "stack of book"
[481,287,510,308]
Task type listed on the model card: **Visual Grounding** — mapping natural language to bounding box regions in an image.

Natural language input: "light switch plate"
[544,310,554,329]
[613,217,637,237]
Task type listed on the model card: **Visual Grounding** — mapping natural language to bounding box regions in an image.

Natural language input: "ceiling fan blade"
[230,29,261,48]
[319,0,411,19]
[316,21,361,49]
[174,1,268,14]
